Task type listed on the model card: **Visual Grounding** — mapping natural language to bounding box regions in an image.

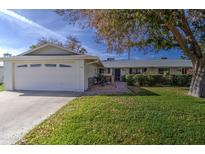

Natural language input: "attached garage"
[14,62,77,91]
[1,43,102,92]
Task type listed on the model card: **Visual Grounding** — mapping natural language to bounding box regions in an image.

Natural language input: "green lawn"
[18,87,205,145]
[0,84,3,91]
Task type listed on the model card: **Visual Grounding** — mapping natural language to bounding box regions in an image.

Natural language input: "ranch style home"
[0,43,193,92]
[99,59,193,81]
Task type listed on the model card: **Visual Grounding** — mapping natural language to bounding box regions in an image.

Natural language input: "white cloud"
[0,46,27,57]
[0,9,66,41]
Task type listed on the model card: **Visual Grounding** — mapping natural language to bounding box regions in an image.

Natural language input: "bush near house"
[125,74,192,87]
[125,74,136,86]
[0,84,3,91]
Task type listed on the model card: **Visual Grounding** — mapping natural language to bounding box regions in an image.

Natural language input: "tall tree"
[78,47,87,54]
[30,36,87,54]
[30,37,64,49]
[56,9,205,98]
[65,35,81,52]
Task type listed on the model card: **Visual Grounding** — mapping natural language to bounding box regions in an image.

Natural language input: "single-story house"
[99,59,193,81]
[0,43,102,92]
[0,43,194,91]
[0,65,3,83]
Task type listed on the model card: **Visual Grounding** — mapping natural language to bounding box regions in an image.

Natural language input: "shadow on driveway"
[13,90,82,97]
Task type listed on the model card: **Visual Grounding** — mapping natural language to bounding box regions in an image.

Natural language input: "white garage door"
[14,63,77,91]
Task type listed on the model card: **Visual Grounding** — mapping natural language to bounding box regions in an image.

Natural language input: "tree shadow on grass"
[85,87,160,97]
[128,87,160,96]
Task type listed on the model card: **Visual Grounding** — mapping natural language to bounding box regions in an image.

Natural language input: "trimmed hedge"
[125,74,136,86]
[125,74,192,87]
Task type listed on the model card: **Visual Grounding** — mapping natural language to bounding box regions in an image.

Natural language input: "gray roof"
[102,59,193,68]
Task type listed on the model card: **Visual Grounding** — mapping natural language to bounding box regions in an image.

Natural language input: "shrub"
[171,75,192,86]
[96,74,106,83]
[125,74,192,87]
[144,75,166,86]
[125,74,136,86]
[134,75,147,86]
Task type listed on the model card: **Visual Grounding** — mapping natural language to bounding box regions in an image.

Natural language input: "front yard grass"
[18,87,205,145]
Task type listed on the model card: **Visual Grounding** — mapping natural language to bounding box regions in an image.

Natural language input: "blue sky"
[0,9,183,60]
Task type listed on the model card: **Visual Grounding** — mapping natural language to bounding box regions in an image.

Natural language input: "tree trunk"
[188,60,205,98]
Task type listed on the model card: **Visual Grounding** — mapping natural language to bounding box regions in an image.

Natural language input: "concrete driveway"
[0,90,81,145]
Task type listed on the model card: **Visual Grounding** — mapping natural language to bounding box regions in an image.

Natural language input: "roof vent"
[161,57,167,60]
[107,58,115,61]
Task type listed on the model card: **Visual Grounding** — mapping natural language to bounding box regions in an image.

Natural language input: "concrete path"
[0,91,80,145]
[85,82,130,95]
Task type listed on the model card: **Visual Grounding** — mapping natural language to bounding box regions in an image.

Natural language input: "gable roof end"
[19,43,79,56]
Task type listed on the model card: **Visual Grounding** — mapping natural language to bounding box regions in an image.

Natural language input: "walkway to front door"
[85,82,130,95]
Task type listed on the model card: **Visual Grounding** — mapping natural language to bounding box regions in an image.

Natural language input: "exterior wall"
[75,60,85,91]
[28,46,73,55]
[170,68,182,75]
[84,63,97,90]
[3,61,14,90]
[100,67,191,77]
[100,68,112,76]
[121,68,129,76]
[146,68,158,75]
[0,67,3,83]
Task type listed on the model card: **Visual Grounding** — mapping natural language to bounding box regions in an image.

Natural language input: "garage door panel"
[14,63,77,91]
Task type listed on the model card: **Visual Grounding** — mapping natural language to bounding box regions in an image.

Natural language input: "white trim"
[86,60,99,65]
[85,60,104,66]
[18,43,79,56]
[0,55,104,67]
[1,55,98,61]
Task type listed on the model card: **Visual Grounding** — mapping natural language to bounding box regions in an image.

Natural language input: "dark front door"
[115,69,121,81]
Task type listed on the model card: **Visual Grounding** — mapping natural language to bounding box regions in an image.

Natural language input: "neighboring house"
[0,43,102,92]
[0,66,3,84]
[100,59,193,81]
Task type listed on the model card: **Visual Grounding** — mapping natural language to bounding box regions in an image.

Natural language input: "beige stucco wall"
[170,68,182,75]
[28,46,73,55]
[121,68,129,76]
[146,68,158,75]
[101,67,187,77]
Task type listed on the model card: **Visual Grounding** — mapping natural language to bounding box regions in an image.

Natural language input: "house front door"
[115,69,121,81]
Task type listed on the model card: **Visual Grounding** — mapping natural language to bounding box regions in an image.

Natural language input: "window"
[17,64,27,68]
[129,68,142,74]
[182,68,187,74]
[30,64,41,67]
[59,64,72,67]
[143,68,147,73]
[99,68,104,74]
[107,68,111,74]
[158,68,170,75]
[129,68,132,74]
[45,64,56,67]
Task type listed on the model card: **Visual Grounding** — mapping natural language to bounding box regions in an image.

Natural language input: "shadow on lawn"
[86,87,160,97]
[129,87,160,96]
